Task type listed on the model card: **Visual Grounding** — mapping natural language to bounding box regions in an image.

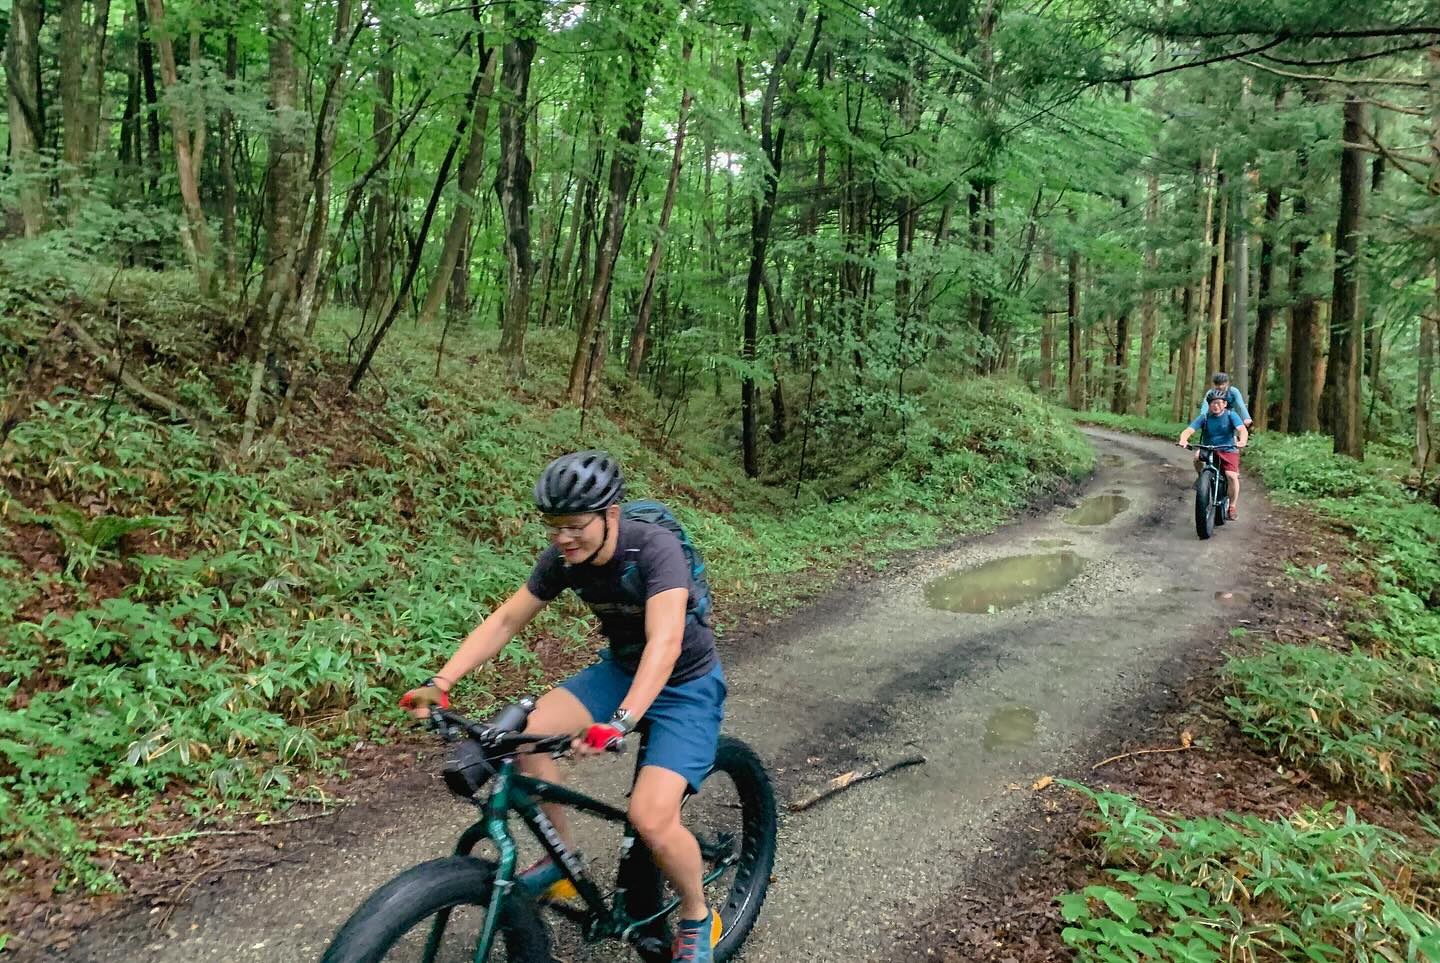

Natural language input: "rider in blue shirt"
[1178,393,1250,519]
[1196,372,1252,427]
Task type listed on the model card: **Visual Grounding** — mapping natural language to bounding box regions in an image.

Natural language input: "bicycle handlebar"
[427,705,625,757]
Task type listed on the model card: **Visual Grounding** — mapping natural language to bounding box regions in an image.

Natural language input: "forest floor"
[30,427,1295,962]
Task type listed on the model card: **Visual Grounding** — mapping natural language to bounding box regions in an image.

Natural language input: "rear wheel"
[321,856,551,963]
[672,737,778,962]
[1194,473,1215,540]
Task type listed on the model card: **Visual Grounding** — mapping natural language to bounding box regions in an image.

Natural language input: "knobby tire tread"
[708,736,778,962]
[1195,474,1215,540]
[321,856,551,963]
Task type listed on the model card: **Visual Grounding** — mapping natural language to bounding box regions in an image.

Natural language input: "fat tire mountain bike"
[1186,443,1232,540]
[321,699,777,963]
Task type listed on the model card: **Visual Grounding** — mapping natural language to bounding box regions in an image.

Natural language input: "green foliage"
[1214,433,1440,810]
[0,293,1090,889]
[1225,645,1440,811]
[1068,410,1182,442]
[1059,783,1440,963]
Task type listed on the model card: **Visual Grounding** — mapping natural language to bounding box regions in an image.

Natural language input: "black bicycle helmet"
[534,451,625,514]
[1211,372,1230,386]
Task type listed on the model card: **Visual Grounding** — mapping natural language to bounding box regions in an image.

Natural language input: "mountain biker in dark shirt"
[400,451,724,962]
[1178,393,1250,520]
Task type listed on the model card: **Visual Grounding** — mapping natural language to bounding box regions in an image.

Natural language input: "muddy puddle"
[1064,494,1130,526]
[1100,454,1128,468]
[924,552,1086,613]
[1032,538,1072,548]
[983,705,1039,751]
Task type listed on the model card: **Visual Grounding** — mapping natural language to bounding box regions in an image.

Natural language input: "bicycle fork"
[420,781,518,963]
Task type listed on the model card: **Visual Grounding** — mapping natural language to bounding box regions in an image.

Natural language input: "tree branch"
[1261,40,1434,67]
[1364,97,1428,115]
[1237,57,1429,87]
[1082,35,1288,83]
[65,320,211,434]
[1163,26,1440,41]
[1353,126,1431,187]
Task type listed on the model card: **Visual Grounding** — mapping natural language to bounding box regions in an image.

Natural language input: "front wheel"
[321,856,552,963]
[1194,473,1215,540]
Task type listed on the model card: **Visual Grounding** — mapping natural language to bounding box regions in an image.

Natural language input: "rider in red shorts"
[1178,392,1250,519]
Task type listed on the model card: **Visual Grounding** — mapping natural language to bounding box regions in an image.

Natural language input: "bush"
[1059,784,1440,963]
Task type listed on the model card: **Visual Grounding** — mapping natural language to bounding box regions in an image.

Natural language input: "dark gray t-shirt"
[526,519,718,685]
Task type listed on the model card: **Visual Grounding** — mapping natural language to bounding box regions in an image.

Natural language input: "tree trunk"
[1250,183,1281,430]
[220,32,239,290]
[1416,267,1436,474]
[1287,159,1319,433]
[288,0,359,339]
[762,272,787,443]
[1172,285,1196,420]
[977,183,996,365]
[1327,97,1367,459]
[628,46,694,378]
[135,0,162,196]
[567,6,662,406]
[494,2,540,380]
[364,44,396,319]
[251,0,304,327]
[145,0,213,294]
[1229,176,1250,397]
[739,5,820,477]
[5,0,45,236]
[59,0,112,208]
[1111,310,1129,414]
[418,42,498,328]
[1206,174,1228,379]
[1133,169,1159,415]
[1067,233,1082,409]
[1040,246,1056,393]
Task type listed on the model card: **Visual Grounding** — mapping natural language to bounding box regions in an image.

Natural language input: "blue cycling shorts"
[561,652,726,792]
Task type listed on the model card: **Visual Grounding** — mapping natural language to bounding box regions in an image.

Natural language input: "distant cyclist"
[400,451,726,962]
[1197,371,1253,429]
[1178,393,1250,520]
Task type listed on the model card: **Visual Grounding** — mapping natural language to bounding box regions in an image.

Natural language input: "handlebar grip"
[486,697,536,734]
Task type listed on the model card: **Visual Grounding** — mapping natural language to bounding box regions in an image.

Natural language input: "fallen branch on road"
[102,809,347,849]
[1092,731,1197,770]
[788,755,926,812]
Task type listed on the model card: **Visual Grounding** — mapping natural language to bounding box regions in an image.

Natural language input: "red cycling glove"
[581,723,625,751]
[399,680,450,712]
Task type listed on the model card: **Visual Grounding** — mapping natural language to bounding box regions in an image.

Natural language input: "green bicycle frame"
[430,757,734,962]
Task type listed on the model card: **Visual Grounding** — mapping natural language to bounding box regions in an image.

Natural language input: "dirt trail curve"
[52,428,1268,963]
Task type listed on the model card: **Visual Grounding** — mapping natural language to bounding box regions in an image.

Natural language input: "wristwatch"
[610,708,636,735]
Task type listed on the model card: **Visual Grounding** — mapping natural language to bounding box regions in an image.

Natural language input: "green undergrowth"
[1230,433,1440,814]
[0,272,1090,893]
[1074,408,1440,808]
[1061,409,1440,959]
[1059,784,1440,963]
[1069,408,1180,442]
